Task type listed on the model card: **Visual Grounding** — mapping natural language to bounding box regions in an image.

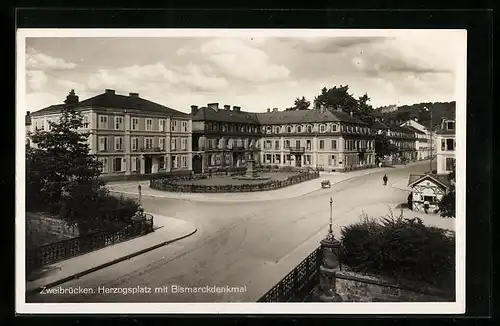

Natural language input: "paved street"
[27,162,453,303]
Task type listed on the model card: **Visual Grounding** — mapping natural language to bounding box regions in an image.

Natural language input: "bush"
[340,211,455,289]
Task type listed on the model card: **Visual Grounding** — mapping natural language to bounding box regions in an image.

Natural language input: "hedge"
[339,212,455,290]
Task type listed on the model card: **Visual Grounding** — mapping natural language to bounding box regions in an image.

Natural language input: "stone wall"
[26,212,79,248]
[335,270,454,302]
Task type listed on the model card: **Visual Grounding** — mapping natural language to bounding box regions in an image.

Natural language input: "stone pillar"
[313,234,343,302]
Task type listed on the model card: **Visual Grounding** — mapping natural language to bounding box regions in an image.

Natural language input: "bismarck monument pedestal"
[233,158,271,181]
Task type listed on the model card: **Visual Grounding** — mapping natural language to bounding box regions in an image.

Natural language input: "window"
[305,155,312,165]
[131,157,138,172]
[115,116,123,130]
[171,120,177,132]
[146,118,153,131]
[307,125,312,133]
[274,140,280,149]
[82,115,90,128]
[171,155,178,169]
[181,138,187,150]
[319,140,325,149]
[113,157,123,172]
[114,137,123,151]
[182,121,188,132]
[159,157,165,170]
[159,137,165,150]
[266,126,272,134]
[182,155,188,168]
[295,140,301,148]
[306,140,312,150]
[332,124,337,132]
[285,140,290,149]
[320,125,325,132]
[171,138,176,151]
[446,139,454,151]
[447,121,455,130]
[328,155,336,165]
[99,115,108,129]
[287,126,292,133]
[331,140,337,150]
[423,196,436,204]
[159,119,165,132]
[99,158,108,173]
[144,137,153,149]
[446,158,455,171]
[265,140,271,149]
[297,126,302,133]
[98,137,108,152]
[131,137,139,151]
[131,118,139,130]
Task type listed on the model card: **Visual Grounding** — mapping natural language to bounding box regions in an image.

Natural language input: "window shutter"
[131,157,137,171]
[121,158,126,171]
[112,157,115,172]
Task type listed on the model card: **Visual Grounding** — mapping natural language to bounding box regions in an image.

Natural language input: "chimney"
[129,92,139,98]
[267,108,271,113]
[273,108,278,112]
[105,89,115,95]
[191,105,199,115]
[26,111,30,116]
[207,103,219,111]
[233,106,241,112]
[64,89,79,104]
[224,105,231,110]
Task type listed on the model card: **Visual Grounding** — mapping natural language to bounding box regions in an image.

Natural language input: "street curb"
[26,227,198,296]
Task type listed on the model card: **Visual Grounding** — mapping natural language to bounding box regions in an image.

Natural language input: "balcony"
[289,146,305,154]
[139,147,164,153]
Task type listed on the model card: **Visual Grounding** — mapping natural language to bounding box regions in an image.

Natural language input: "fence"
[258,246,322,302]
[150,171,320,193]
[26,214,154,275]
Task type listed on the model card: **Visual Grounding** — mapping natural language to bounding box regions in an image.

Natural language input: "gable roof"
[31,91,189,117]
[408,173,452,189]
[404,125,426,134]
[371,121,390,130]
[256,108,367,125]
[192,107,260,124]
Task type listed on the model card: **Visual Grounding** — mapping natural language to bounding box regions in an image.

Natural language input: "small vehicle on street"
[321,180,331,188]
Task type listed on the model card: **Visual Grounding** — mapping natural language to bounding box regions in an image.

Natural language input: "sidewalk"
[108,167,395,203]
[391,175,412,192]
[26,214,197,294]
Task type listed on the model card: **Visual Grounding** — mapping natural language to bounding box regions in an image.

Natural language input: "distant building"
[25,111,32,146]
[400,118,435,159]
[408,173,452,213]
[378,105,398,114]
[435,118,456,174]
[28,89,193,180]
[371,120,417,163]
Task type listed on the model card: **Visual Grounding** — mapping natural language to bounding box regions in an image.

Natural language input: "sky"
[22,30,466,114]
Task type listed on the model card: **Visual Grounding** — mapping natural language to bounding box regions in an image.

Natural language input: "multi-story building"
[190,102,376,172]
[435,118,456,174]
[400,118,433,160]
[257,105,375,171]
[190,103,261,174]
[371,120,418,163]
[28,89,192,180]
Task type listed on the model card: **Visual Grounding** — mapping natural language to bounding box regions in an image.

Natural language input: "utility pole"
[424,106,433,173]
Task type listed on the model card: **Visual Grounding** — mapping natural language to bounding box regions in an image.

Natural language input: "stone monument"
[246,158,258,178]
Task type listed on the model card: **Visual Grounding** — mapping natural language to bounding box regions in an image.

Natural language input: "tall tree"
[374,134,398,160]
[293,96,311,110]
[314,85,359,113]
[28,91,104,213]
[438,167,456,218]
[356,93,375,124]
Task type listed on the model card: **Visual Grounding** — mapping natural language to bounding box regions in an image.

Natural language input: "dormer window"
[275,126,280,133]
[266,126,272,133]
[446,121,455,130]
[320,124,326,132]
[332,124,337,132]
[297,125,302,133]
[307,125,313,133]
[287,126,292,133]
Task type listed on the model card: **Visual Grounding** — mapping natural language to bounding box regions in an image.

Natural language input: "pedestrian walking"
[383,174,388,186]
[423,200,430,214]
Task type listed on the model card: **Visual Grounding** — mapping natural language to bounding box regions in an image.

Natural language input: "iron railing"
[289,146,305,154]
[26,214,154,275]
[258,246,322,302]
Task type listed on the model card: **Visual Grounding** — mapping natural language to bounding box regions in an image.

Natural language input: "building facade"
[25,111,32,146]
[435,118,456,175]
[400,119,430,160]
[408,173,451,213]
[190,103,261,174]
[28,89,193,180]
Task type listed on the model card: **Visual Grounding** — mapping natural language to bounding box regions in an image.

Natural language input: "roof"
[371,121,390,130]
[404,125,426,134]
[31,91,189,117]
[25,113,31,126]
[192,107,260,124]
[256,108,367,125]
[408,173,452,189]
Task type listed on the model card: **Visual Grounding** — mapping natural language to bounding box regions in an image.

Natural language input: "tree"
[314,85,359,113]
[438,167,456,218]
[284,96,311,111]
[27,90,105,219]
[356,93,375,124]
[374,133,398,161]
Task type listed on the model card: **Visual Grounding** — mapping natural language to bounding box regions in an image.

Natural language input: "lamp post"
[424,107,433,173]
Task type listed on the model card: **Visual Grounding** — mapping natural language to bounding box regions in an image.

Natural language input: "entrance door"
[192,155,203,174]
[145,156,153,174]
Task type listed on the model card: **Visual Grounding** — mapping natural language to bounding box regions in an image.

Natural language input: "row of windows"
[262,139,374,151]
[262,124,370,135]
[99,116,189,132]
[98,155,189,173]
[206,123,258,133]
[98,136,189,152]
[441,138,456,151]
[343,140,374,151]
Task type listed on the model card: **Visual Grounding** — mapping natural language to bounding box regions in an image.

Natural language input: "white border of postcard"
[16,28,467,314]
